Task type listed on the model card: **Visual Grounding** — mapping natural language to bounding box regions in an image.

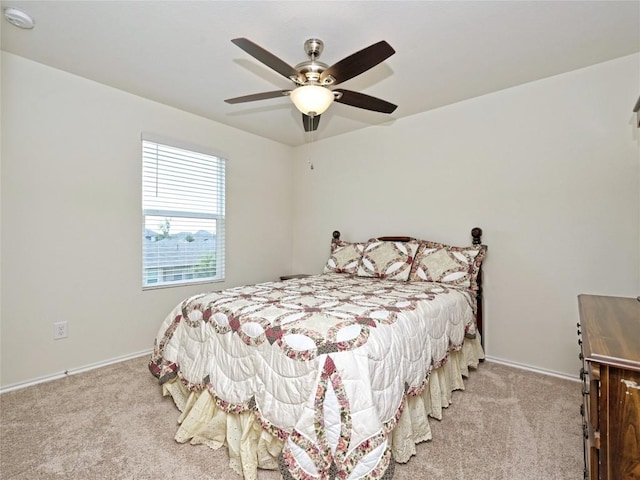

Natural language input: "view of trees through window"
[143,217,218,285]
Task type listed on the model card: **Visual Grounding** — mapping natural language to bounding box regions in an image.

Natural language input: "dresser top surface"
[578,294,640,371]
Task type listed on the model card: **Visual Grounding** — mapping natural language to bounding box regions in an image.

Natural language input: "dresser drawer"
[578,321,600,479]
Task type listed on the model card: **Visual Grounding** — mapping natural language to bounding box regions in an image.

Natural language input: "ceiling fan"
[224,37,397,132]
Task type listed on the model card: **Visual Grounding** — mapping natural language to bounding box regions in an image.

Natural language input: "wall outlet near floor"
[53,321,68,340]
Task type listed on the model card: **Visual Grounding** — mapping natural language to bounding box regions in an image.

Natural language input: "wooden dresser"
[577,294,640,480]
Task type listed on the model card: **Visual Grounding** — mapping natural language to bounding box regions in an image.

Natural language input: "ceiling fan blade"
[231,38,304,83]
[334,89,397,114]
[224,90,290,104]
[320,41,395,85]
[302,114,321,132]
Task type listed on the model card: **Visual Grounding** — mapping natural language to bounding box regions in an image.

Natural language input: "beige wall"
[290,53,640,377]
[0,53,293,387]
[2,51,638,387]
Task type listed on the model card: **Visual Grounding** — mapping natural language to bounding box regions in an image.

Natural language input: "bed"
[149,228,487,480]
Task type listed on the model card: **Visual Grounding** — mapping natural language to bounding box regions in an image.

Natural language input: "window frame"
[141,137,226,290]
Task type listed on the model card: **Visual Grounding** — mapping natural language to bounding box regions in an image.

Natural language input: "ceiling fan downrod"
[293,38,335,86]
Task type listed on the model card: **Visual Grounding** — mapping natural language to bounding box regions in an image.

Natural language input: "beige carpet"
[0,356,583,479]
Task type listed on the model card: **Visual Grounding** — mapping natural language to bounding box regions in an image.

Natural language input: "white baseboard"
[484,355,580,382]
[0,349,153,394]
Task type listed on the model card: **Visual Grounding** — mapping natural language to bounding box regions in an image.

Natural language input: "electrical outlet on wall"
[53,321,68,340]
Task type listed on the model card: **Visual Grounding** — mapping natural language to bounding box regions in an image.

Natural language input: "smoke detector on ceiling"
[3,7,35,29]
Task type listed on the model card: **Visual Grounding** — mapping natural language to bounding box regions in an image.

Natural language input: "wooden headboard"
[331,228,485,346]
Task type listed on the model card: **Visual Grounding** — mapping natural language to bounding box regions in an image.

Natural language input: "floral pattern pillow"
[357,239,420,281]
[324,241,365,274]
[409,242,487,291]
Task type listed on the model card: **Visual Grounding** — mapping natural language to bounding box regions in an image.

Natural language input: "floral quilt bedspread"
[149,273,477,479]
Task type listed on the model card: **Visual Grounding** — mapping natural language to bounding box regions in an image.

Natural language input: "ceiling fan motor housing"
[293,60,330,84]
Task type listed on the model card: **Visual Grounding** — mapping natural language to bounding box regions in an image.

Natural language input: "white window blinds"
[142,140,226,288]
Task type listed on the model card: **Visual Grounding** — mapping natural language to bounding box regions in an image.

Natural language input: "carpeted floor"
[0,356,583,479]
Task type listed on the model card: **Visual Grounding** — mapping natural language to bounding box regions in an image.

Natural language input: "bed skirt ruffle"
[159,336,484,480]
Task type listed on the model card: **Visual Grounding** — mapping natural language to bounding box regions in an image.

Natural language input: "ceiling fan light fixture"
[290,85,334,116]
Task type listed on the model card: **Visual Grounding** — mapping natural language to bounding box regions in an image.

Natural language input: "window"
[142,139,225,288]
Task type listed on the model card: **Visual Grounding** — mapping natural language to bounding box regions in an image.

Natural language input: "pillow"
[409,241,487,291]
[357,239,420,281]
[324,241,365,274]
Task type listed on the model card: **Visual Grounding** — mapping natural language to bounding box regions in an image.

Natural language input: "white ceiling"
[1,1,639,146]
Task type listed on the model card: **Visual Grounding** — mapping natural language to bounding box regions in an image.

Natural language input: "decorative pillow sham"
[324,241,365,274]
[357,239,420,281]
[409,242,487,291]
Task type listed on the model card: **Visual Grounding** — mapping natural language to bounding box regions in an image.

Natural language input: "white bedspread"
[150,273,478,479]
